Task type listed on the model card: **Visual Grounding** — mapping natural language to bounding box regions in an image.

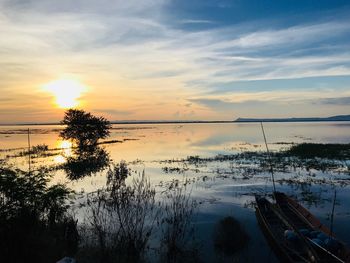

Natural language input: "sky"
[1,0,350,123]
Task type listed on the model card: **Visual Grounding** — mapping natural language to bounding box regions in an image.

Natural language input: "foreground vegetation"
[77,162,200,263]
[0,167,78,263]
[0,162,203,263]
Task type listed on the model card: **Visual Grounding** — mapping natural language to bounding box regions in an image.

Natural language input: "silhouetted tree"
[60,109,111,147]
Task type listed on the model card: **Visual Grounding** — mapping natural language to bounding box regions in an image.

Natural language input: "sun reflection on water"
[54,140,73,164]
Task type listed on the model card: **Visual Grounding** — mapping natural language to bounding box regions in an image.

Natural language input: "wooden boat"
[257,123,350,262]
[255,195,320,263]
[275,192,350,263]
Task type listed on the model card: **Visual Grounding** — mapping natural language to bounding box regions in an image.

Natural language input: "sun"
[43,78,87,108]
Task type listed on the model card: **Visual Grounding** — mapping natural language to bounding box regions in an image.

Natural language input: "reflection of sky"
[189,122,350,151]
[2,122,350,160]
[1,122,350,260]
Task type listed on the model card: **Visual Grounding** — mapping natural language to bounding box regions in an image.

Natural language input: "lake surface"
[1,122,350,262]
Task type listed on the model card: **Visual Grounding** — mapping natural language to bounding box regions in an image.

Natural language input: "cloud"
[220,22,350,49]
[189,98,244,111]
[94,109,133,116]
[179,19,214,25]
[0,97,14,103]
[2,2,350,83]
[319,97,350,105]
[2,0,169,15]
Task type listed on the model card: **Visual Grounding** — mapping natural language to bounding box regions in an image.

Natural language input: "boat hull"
[255,196,314,263]
[275,192,350,263]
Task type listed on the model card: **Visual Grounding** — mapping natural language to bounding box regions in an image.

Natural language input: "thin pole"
[260,122,276,194]
[28,128,31,173]
[330,188,337,238]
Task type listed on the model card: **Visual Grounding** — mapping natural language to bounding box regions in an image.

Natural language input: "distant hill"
[234,115,350,123]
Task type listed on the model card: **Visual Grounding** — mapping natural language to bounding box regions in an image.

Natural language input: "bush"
[0,167,78,263]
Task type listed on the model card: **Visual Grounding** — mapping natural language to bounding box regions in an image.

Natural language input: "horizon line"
[1,114,350,126]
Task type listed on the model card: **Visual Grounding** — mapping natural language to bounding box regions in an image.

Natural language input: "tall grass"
[160,180,199,263]
[78,163,199,263]
[80,162,160,263]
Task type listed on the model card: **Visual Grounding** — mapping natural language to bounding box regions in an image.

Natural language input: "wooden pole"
[330,188,337,238]
[260,122,277,195]
[28,128,31,173]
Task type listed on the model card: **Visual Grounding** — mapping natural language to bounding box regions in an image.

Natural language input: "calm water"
[1,122,350,262]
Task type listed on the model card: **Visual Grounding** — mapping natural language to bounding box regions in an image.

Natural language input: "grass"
[285,143,350,159]
[159,143,350,177]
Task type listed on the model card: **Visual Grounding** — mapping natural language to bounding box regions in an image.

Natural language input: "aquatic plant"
[285,143,350,160]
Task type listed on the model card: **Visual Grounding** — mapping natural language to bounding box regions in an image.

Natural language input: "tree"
[60,109,111,147]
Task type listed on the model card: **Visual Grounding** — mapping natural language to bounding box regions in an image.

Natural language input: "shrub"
[0,167,78,263]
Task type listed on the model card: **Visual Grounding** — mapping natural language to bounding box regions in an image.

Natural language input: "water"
[1,122,350,262]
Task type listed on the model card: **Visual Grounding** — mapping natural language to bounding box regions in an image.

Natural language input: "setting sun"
[43,78,87,108]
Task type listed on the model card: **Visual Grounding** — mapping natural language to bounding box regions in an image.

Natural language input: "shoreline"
[1,119,350,126]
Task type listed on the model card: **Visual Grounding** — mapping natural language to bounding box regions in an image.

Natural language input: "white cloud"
[179,19,214,24]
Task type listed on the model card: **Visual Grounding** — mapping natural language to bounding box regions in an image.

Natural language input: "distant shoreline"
[0,120,233,126]
[234,114,350,123]
[233,119,350,123]
[1,119,350,126]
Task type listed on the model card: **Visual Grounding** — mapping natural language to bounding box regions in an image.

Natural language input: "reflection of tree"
[63,145,110,180]
[213,216,249,257]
